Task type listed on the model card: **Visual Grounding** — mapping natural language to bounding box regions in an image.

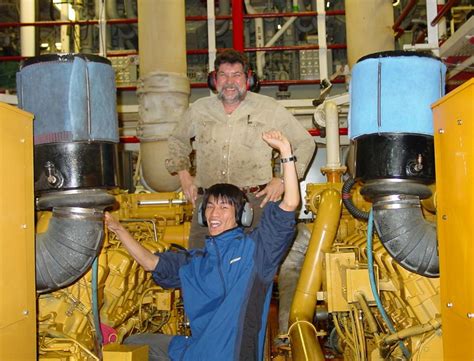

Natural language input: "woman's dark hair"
[214,49,250,73]
[202,183,247,223]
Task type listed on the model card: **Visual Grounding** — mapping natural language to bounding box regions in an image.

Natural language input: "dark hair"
[214,49,250,73]
[202,183,247,223]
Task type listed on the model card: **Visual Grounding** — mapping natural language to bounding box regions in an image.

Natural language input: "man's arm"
[165,108,198,206]
[261,131,299,212]
[104,212,159,271]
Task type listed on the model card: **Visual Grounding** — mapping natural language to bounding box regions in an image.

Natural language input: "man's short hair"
[214,49,250,73]
[202,183,247,223]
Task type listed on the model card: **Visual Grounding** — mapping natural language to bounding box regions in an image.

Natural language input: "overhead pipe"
[232,0,244,50]
[345,0,394,67]
[0,11,346,29]
[137,0,189,192]
[20,0,35,57]
[244,0,265,77]
[430,0,458,26]
[392,0,419,34]
[215,0,230,37]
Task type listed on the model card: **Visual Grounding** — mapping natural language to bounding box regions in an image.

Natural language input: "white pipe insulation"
[345,0,394,68]
[20,0,35,57]
[137,0,190,192]
[324,101,341,169]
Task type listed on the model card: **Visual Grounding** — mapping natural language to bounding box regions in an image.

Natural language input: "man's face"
[216,62,247,105]
[204,195,238,236]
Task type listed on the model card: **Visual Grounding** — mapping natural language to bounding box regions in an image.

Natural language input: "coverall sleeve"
[251,202,296,281]
[273,105,316,179]
[165,106,196,175]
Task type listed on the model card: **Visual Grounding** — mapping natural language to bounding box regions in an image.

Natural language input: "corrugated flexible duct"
[36,207,105,294]
[372,194,439,277]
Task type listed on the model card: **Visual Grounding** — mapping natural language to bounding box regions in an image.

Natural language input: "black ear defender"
[207,69,259,93]
[198,200,254,227]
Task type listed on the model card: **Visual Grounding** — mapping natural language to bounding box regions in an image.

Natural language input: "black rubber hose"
[342,177,369,220]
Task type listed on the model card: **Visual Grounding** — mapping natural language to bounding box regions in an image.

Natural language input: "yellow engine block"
[37,192,193,360]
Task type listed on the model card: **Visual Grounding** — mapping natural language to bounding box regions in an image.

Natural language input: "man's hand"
[178,170,198,207]
[105,212,125,234]
[256,177,284,208]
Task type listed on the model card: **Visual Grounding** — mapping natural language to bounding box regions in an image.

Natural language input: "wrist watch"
[281,155,297,163]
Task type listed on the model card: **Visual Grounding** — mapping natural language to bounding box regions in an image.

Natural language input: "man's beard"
[217,84,246,104]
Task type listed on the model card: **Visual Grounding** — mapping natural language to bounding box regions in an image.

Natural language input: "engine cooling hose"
[342,177,369,220]
[368,208,411,359]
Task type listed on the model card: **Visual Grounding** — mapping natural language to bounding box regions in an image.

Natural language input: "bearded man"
[165,49,315,248]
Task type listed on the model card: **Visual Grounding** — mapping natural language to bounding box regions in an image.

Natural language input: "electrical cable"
[367,208,411,360]
[91,257,103,358]
[342,177,369,220]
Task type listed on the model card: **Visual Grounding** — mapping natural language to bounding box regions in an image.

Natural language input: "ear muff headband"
[207,69,259,92]
[198,200,254,227]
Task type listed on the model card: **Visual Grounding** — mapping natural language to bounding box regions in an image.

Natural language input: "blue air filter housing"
[17,53,118,198]
[348,51,446,187]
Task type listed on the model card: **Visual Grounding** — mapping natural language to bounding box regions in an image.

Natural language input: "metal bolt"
[447,302,453,308]
[438,128,445,134]
[20,138,25,143]
[468,313,474,319]
[442,215,447,220]
[21,224,27,229]
[457,119,463,125]
[23,310,29,315]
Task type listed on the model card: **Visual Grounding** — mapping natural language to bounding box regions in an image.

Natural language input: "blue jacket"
[152,202,296,361]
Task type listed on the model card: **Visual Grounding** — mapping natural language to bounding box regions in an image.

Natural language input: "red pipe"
[0,10,346,29]
[115,78,346,91]
[0,43,347,62]
[259,79,345,86]
[0,55,25,61]
[430,0,458,26]
[120,130,349,143]
[232,0,244,51]
[0,18,137,28]
[245,44,346,52]
[392,0,419,34]
[308,128,348,136]
[244,10,345,18]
